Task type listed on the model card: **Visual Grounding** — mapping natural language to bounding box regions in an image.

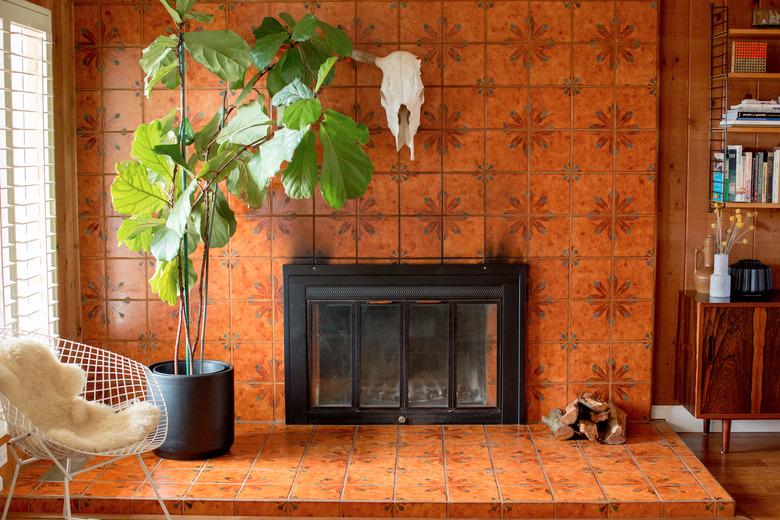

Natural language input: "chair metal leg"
[1,453,21,520]
[63,459,72,520]
[136,454,172,520]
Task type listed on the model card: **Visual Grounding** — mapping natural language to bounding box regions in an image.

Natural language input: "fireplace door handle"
[413,300,443,304]
[366,300,393,304]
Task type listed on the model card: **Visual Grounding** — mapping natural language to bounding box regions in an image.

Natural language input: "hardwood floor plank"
[680,432,780,519]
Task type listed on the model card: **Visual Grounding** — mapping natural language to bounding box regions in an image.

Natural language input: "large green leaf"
[131,120,176,184]
[318,110,372,209]
[139,35,178,98]
[317,21,352,57]
[314,56,337,92]
[204,187,237,248]
[149,257,196,306]
[111,161,169,215]
[194,112,221,157]
[265,38,328,96]
[184,30,251,83]
[158,0,182,24]
[266,48,304,96]
[253,16,287,40]
[159,107,179,133]
[154,143,188,170]
[250,31,288,70]
[283,98,321,130]
[282,130,317,199]
[216,100,271,146]
[117,215,164,254]
[151,181,197,261]
[278,12,297,29]
[175,0,197,16]
[226,155,267,208]
[247,127,307,189]
[270,78,313,108]
[199,142,242,181]
[291,14,317,42]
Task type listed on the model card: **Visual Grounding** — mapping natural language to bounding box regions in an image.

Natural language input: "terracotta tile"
[194,465,250,484]
[30,481,90,497]
[661,500,716,518]
[395,501,447,518]
[602,484,659,502]
[277,500,335,517]
[184,483,241,500]
[72,497,131,516]
[133,482,189,500]
[448,502,502,518]
[131,497,184,516]
[503,501,556,519]
[355,2,398,45]
[289,482,342,502]
[526,342,568,385]
[342,485,394,501]
[235,500,286,516]
[83,481,140,498]
[182,498,235,516]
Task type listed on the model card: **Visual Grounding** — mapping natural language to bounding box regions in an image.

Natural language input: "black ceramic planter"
[150,360,234,460]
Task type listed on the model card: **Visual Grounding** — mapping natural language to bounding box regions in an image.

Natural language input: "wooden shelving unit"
[728,72,780,79]
[718,125,780,133]
[709,5,780,210]
[729,28,780,38]
[718,202,780,209]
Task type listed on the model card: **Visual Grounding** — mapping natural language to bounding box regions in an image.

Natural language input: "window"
[0,0,55,335]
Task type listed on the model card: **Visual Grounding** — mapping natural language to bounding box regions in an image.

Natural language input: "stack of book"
[713,145,780,203]
[720,98,780,127]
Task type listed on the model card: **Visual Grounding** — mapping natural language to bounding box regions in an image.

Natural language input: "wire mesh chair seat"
[0,328,172,520]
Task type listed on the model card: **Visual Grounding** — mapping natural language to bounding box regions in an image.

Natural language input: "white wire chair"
[0,328,171,520]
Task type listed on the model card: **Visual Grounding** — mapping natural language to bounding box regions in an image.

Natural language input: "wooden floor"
[680,432,780,520]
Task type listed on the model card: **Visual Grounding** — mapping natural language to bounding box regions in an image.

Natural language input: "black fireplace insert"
[283,264,526,424]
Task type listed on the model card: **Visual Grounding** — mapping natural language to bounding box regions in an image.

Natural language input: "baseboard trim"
[651,405,780,432]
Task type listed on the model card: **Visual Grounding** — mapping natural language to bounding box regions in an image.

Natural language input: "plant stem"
[177,24,193,374]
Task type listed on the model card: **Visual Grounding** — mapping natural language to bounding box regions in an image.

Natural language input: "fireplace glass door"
[308,299,501,420]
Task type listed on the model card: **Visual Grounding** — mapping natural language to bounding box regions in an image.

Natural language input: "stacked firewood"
[541,392,627,444]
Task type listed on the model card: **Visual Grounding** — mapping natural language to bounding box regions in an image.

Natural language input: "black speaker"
[729,259,773,300]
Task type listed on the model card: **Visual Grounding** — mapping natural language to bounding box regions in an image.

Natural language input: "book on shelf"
[715,146,780,203]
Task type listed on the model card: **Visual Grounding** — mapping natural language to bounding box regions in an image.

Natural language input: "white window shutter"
[0,0,56,335]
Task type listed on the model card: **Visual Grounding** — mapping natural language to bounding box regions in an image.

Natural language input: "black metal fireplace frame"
[283,264,527,425]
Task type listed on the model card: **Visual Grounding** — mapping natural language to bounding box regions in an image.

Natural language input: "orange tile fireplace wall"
[73,0,658,423]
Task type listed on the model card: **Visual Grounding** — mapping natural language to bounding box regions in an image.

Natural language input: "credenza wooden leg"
[703,419,710,434]
[721,419,731,454]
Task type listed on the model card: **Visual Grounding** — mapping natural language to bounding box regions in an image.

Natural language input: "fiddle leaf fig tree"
[111,0,373,374]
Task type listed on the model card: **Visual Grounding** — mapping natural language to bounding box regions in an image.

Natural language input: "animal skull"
[352,50,424,160]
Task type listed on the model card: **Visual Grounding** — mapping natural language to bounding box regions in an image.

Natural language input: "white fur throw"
[0,339,160,453]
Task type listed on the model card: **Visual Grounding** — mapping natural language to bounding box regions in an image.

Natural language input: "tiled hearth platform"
[5,421,734,519]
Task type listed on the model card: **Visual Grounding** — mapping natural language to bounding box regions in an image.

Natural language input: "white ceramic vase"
[709,253,731,299]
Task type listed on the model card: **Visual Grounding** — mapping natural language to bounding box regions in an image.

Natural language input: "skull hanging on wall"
[352,50,425,160]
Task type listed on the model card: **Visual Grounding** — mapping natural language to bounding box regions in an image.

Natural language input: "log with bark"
[540,393,627,444]
[541,407,576,440]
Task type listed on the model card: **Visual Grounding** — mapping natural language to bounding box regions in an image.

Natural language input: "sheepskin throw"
[0,339,159,453]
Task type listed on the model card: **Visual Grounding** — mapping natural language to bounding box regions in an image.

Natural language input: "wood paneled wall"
[656,0,780,405]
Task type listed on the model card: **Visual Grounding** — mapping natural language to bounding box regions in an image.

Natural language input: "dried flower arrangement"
[710,204,757,254]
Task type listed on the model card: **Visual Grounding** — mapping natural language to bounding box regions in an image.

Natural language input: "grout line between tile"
[235,428,272,497]
[482,425,504,505]
[339,425,359,500]
[392,424,400,504]
[527,425,557,509]
[440,424,449,511]
[285,425,317,502]
[574,440,610,506]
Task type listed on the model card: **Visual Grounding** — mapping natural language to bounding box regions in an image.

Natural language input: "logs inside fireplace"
[283,264,526,424]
